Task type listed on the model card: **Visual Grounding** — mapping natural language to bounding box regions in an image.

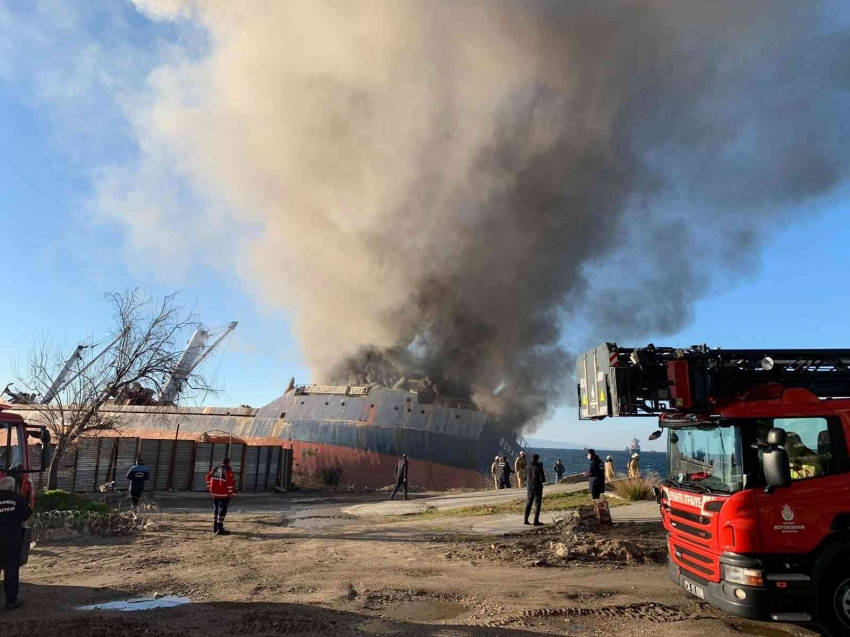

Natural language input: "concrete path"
[343,482,589,517]
[469,500,661,535]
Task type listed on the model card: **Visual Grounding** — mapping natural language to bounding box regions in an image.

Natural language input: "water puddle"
[730,624,793,637]
[77,596,191,612]
[382,601,466,621]
[290,515,355,529]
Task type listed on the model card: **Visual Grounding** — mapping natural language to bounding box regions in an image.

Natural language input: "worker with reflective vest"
[205,457,236,535]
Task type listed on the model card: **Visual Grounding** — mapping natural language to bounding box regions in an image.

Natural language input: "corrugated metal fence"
[36,437,292,494]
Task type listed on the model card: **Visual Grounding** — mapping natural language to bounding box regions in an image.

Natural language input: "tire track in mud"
[470,601,696,628]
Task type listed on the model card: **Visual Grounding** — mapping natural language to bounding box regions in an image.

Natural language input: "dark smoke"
[126,1,850,432]
[329,1,850,430]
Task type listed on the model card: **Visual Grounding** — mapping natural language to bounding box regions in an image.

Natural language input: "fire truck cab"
[0,403,51,508]
[577,344,850,637]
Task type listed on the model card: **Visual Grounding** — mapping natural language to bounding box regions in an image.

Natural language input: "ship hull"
[11,386,526,491]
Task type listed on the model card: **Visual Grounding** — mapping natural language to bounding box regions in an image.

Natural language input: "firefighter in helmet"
[514,451,527,489]
[628,453,641,478]
[490,455,500,489]
[605,455,616,482]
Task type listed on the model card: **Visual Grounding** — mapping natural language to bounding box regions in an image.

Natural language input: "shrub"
[611,472,662,502]
[35,490,109,514]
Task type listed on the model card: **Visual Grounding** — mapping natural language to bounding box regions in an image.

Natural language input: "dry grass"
[611,472,662,502]
[406,491,627,519]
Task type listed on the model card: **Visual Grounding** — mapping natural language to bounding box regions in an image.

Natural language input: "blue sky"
[1,1,848,452]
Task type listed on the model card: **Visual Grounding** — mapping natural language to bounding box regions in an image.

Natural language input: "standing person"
[605,455,616,482]
[584,449,606,500]
[514,451,527,489]
[206,457,236,535]
[552,459,565,484]
[490,455,501,490]
[0,476,31,610]
[628,453,641,478]
[498,456,514,489]
[126,457,150,507]
[523,453,546,526]
[391,454,409,501]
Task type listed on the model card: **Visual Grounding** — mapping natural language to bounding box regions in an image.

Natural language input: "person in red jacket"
[205,457,236,535]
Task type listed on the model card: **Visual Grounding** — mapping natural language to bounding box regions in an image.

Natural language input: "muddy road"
[6,492,817,637]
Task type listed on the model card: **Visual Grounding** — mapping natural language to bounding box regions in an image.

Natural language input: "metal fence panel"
[73,438,101,492]
[154,440,174,491]
[268,447,281,490]
[256,447,269,491]
[115,438,139,490]
[139,439,160,489]
[210,442,228,469]
[98,438,117,485]
[280,448,293,491]
[229,443,244,489]
[191,443,213,491]
[55,448,76,492]
[172,440,194,491]
[39,438,293,494]
[243,447,259,492]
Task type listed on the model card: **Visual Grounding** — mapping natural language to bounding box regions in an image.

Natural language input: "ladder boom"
[577,343,850,420]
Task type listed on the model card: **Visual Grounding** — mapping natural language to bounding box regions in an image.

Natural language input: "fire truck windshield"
[667,425,744,493]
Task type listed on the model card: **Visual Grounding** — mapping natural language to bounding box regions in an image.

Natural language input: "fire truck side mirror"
[648,430,663,441]
[763,427,792,490]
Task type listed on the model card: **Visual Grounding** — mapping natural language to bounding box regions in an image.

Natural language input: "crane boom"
[40,329,130,404]
[158,321,237,405]
[577,343,850,420]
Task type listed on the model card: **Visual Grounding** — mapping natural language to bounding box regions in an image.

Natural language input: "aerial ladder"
[577,343,850,420]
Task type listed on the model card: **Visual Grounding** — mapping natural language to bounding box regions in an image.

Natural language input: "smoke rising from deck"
[123,0,850,430]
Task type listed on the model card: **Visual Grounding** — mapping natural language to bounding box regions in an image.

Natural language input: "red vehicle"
[578,344,850,637]
[0,402,51,508]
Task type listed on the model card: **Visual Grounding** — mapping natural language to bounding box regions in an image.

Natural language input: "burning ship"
[4,322,531,490]
[91,379,530,490]
[10,380,530,490]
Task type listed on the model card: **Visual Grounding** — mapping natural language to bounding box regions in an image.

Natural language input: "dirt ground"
[5,492,820,637]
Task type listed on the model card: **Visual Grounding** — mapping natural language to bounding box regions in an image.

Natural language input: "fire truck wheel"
[824,562,850,636]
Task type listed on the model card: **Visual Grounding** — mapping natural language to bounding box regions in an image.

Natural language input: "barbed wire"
[30,498,162,542]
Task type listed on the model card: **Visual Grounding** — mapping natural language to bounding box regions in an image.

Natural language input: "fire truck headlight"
[721,564,764,587]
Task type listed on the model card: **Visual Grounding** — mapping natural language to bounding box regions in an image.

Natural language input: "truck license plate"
[683,580,705,600]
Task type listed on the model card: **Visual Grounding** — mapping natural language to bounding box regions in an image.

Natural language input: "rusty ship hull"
[14,385,528,490]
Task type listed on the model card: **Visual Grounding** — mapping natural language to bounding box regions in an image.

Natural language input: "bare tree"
[10,290,219,489]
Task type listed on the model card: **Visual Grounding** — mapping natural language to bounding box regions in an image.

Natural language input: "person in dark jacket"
[552,459,566,484]
[498,456,514,489]
[205,457,236,535]
[0,476,31,610]
[391,454,409,500]
[584,449,606,500]
[524,454,546,526]
[126,458,150,507]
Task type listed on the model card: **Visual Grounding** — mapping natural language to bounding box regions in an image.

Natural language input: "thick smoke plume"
[123,0,850,431]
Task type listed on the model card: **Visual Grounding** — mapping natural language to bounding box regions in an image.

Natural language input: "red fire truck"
[0,402,51,507]
[577,344,850,637]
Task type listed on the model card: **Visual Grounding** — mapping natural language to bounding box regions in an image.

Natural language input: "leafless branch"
[11,290,222,488]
